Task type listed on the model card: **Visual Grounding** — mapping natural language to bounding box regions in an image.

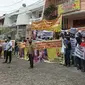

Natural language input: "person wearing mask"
[3,36,12,64]
[75,37,82,70]
[2,39,7,59]
[80,32,85,72]
[70,33,77,66]
[64,36,71,66]
[0,42,2,59]
[75,32,82,69]
[27,39,34,68]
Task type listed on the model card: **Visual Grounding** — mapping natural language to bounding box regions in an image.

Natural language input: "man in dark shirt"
[64,36,71,66]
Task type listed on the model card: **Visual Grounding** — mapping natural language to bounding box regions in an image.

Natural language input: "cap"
[70,28,77,34]
[81,31,85,38]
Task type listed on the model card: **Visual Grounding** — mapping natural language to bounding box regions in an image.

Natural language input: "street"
[0,57,85,85]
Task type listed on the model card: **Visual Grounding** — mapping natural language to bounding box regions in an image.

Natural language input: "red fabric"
[81,42,85,47]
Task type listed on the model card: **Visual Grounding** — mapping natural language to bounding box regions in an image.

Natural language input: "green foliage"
[44,4,57,20]
[0,28,11,35]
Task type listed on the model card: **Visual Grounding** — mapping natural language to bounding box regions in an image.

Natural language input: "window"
[39,11,42,18]
[73,19,85,27]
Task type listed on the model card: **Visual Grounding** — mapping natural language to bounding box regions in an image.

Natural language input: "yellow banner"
[31,15,62,32]
[47,48,57,61]
[58,0,80,15]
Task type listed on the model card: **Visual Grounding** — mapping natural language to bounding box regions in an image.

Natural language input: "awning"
[31,15,62,32]
[63,10,85,17]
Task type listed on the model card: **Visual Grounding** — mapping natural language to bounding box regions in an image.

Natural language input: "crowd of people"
[0,36,34,69]
[61,28,85,72]
[0,28,85,70]
[0,36,12,64]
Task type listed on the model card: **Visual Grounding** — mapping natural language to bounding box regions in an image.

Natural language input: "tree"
[44,4,57,20]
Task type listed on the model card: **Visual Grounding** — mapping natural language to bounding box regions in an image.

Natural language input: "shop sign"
[58,0,80,15]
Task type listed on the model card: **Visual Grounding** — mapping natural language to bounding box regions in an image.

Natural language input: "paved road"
[0,57,85,85]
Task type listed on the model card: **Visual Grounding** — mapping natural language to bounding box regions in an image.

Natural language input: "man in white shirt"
[2,39,7,59]
[3,36,12,64]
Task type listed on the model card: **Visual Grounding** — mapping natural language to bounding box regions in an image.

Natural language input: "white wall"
[4,15,12,27]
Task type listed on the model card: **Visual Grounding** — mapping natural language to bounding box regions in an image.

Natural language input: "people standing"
[70,33,77,66]
[2,39,7,59]
[80,32,85,72]
[0,43,2,59]
[27,39,34,68]
[70,28,77,66]
[14,41,19,56]
[75,37,82,70]
[3,36,12,64]
[64,36,71,66]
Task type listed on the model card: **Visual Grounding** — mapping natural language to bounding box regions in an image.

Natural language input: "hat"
[81,31,85,38]
[70,28,77,34]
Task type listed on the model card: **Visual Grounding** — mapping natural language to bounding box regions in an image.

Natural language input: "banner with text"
[58,0,80,15]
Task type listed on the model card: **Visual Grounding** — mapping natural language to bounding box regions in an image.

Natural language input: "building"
[16,0,44,40]
[0,0,44,40]
[45,0,85,30]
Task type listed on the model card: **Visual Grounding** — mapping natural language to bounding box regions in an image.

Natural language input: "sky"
[0,0,39,16]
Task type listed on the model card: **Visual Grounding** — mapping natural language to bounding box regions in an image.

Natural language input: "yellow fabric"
[24,47,28,60]
[47,48,57,61]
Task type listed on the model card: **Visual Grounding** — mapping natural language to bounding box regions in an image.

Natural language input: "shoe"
[67,65,70,67]
[3,62,7,64]
[77,67,80,70]
[28,67,33,69]
[28,59,30,61]
[81,69,85,72]
[63,64,67,66]
[7,62,11,64]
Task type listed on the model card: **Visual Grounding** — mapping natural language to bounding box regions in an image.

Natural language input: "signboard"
[34,40,62,62]
[75,44,85,60]
[35,40,62,50]
[58,0,80,15]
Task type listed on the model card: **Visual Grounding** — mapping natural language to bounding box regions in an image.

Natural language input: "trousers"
[5,51,12,63]
[4,50,7,59]
[29,54,34,68]
[76,57,81,69]
[65,50,71,66]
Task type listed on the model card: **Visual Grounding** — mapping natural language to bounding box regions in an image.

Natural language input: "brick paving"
[0,57,85,85]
